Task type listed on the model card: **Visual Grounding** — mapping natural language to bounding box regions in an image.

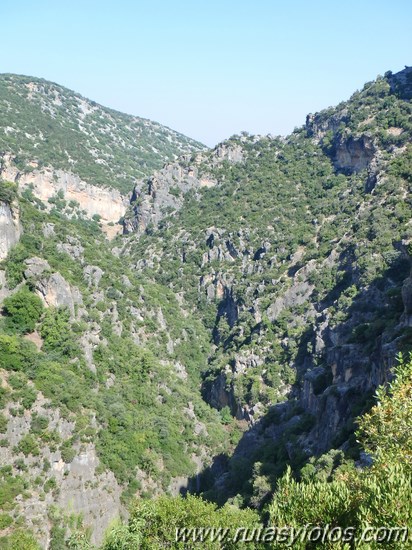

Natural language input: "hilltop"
[0,74,205,194]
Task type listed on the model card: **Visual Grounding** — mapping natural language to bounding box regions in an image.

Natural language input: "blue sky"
[0,0,411,146]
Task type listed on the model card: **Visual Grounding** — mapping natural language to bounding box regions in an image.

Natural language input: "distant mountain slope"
[0,74,205,193]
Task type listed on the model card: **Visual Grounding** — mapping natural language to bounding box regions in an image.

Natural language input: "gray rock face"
[24,257,51,279]
[207,371,238,412]
[123,155,216,234]
[42,222,55,238]
[213,142,244,164]
[267,279,314,321]
[84,265,104,288]
[206,353,266,419]
[123,142,245,235]
[306,111,349,141]
[0,390,122,547]
[0,270,9,301]
[56,446,121,545]
[402,275,412,314]
[306,111,377,176]
[332,135,376,174]
[0,201,22,260]
[38,273,82,315]
[56,240,84,261]
[24,257,82,316]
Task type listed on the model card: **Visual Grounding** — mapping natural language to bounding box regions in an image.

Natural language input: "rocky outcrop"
[83,265,104,288]
[213,142,244,164]
[306,113,377,176]
[0,270,9,301]
[299,333,396,455]
[305,68,412,186]
[332,134,376,174]
[0,200,22,260]
[0,196,23,309]
[306,111,349,142]
[24,257,82,316]
[206,354,265,420]
[0,154,127,238]
[122,142,246,235]
[402,273,412,315]
[0,74,206,203]
[203,236,411,469]
[123,155,217,234]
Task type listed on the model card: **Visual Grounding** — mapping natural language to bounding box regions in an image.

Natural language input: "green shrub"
[40,307,79,357]
[0,335,37,373]
[0,513,13,529]
[16,386,37,409]
[268,354,412,549]
[0,470,25,508]
[0,530,41,549]
[44,477,57,494]
[30,415,49,434]
[220,406,232,425]
[14,434,39,457]
[0,180,17,203]
[0,413,7,433]
[2,287,43,334]
[60,444,76,464]
[102,494,263,550]
[357,352,412,470]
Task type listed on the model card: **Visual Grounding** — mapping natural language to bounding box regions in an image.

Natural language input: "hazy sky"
[1,0,411,146]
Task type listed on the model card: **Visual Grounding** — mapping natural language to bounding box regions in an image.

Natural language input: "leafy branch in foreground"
[268,353,412,549]
[357,352,412,470]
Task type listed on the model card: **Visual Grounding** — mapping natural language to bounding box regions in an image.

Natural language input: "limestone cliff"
[0,199,21,260]
[122,141,245,234]
[0,153,127,239]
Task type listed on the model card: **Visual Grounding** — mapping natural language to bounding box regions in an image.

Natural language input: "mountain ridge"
[0,73,206,194]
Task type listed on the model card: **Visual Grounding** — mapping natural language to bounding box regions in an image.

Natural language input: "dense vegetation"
[0,69,412,547]
[53,353,412,549]
[126,74,412,420]
[0,181,17,204]
[0,193,230,546]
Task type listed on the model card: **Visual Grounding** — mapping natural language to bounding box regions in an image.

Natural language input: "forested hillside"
[0,67,411,548]
[122,68,412,505]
